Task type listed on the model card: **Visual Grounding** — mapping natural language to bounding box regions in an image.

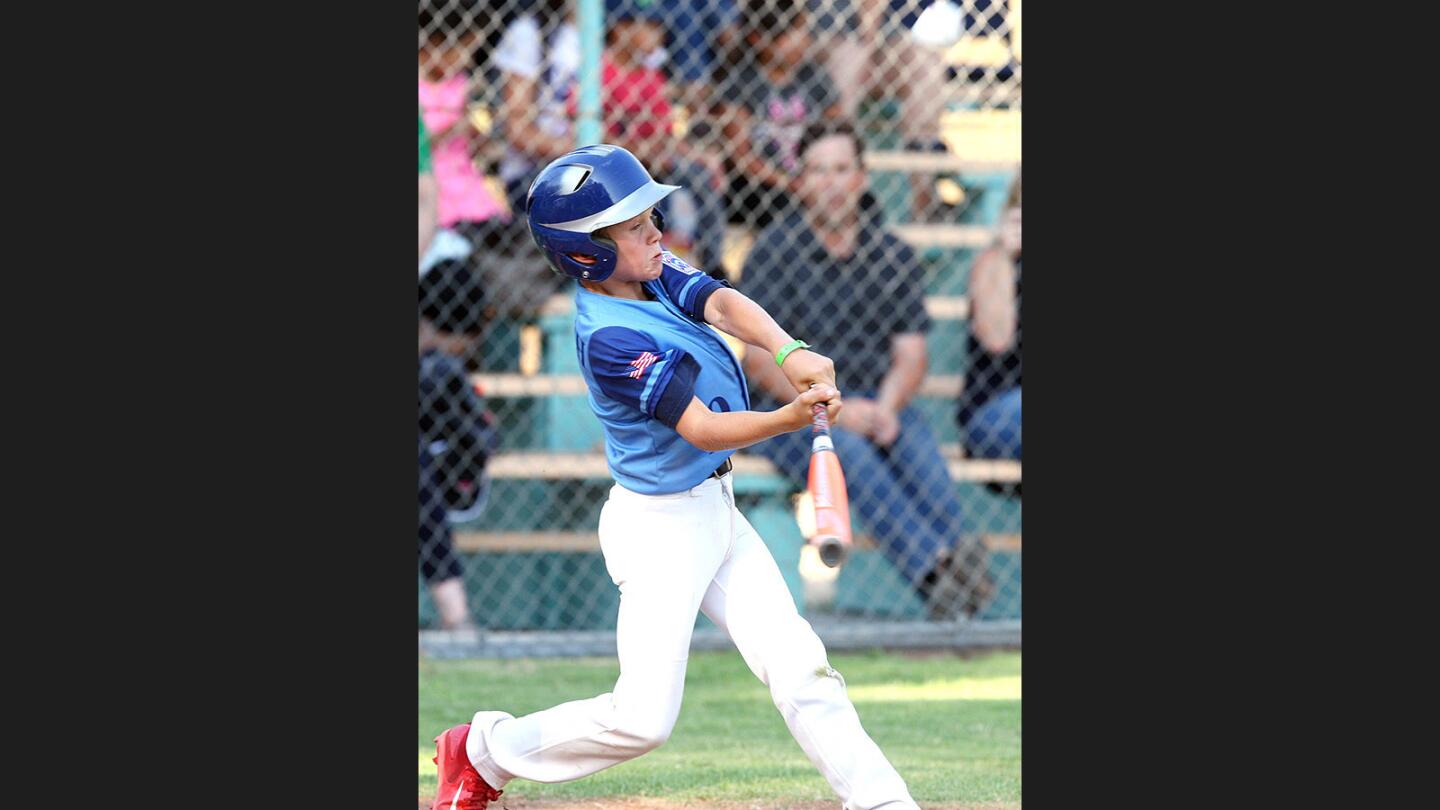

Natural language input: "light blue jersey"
[574,250,750,494]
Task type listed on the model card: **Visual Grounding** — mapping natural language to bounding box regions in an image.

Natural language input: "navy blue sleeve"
[586,326,702,429]
[649,250,732,323]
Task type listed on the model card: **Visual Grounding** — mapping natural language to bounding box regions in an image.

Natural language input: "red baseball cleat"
[431,724,503,810]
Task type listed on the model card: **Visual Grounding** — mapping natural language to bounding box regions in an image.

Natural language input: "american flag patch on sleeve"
[663,250,702,276]
[627,351,659,379]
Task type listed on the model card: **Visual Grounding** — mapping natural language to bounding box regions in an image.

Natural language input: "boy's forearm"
[709,291,838,397]
[705,289,791,354]
[683,404,794,453]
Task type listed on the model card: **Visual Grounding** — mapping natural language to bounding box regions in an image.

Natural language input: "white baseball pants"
[465,473,919,810]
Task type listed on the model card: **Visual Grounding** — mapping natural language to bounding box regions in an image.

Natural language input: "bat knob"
[817,536,847,568]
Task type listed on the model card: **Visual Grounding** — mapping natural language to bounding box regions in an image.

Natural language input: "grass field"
[418,649,1020,808]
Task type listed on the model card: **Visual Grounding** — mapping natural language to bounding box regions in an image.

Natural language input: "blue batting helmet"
[525,144,679,282]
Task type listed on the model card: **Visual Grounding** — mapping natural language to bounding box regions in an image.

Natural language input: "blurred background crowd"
[417,0,1021,649]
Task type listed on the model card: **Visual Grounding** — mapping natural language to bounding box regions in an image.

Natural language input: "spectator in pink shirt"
[420,1,562,319]
[418,10,508,232]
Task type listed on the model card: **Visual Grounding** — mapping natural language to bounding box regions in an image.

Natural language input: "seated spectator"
[807,0,967,222]
[565,0,726,272]
[713,2,843,230]
[592,1,742,199]
[741,120,991,619]
[421,1,565,317]
[418,249,500,632]
[957,169,1021,469]
[491,0,580,215]
[418,4,509,234]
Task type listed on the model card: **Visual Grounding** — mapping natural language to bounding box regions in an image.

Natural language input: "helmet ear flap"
[589,228,615,250]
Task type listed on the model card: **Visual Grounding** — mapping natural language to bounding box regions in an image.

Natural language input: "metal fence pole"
[575,0,603,146]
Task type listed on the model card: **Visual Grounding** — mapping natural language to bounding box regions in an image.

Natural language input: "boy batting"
[429,144,920,810]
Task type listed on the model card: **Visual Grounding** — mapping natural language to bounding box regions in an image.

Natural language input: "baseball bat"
[807,402,852,568]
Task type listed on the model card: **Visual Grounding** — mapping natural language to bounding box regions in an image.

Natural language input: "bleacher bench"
[483,445,1019,485]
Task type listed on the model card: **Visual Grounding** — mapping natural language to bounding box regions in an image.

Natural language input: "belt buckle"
[711,458,733,479]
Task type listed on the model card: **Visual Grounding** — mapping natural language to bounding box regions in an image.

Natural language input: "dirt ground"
[418,799,1019,809]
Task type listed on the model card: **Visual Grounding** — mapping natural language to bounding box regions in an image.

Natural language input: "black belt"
[709,458,733,479]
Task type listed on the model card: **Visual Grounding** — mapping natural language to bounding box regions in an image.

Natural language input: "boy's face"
[589,207,665,283]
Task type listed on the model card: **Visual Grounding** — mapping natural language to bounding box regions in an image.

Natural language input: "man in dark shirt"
[741,120,990,618]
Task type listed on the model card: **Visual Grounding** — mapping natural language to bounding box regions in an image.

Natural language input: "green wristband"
[774,339,811,367]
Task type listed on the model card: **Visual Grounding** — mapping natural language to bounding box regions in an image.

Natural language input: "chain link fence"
[418,0,1020,656]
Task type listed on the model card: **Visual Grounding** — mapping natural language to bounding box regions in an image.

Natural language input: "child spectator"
[562,1,727,271]
[422,1,566,318]
[418,3,509,233]
[492,0,580,215]
[714,2,843,229]
[806,0,967,222]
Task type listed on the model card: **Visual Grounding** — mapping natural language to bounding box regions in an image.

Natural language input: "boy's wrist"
[774,339,811,367]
